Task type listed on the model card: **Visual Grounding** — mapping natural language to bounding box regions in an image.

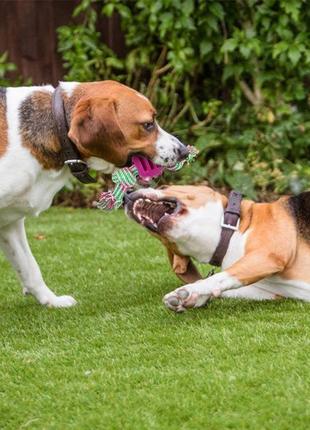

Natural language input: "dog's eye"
[142,121,155,132]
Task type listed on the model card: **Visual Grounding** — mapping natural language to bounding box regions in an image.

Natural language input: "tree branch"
[239,80,261,106]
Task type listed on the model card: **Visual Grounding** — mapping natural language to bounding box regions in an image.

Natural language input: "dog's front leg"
[163,252,286,312]
[163,272,241,312]
[0,218,77,307]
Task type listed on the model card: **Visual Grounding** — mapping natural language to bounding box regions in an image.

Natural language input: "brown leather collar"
[209,191,242,267]
[52,85,96,184]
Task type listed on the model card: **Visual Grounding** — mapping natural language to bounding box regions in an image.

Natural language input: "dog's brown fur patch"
[0,88,8,158]
[19,90,63,169]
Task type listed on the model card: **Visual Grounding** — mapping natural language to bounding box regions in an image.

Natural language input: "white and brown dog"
[125,185,310,312]
[0,81,188,307]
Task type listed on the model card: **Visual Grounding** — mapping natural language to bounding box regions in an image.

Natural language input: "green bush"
[0,52,17,86]
[58,0,310,199]
[0,51,30,87]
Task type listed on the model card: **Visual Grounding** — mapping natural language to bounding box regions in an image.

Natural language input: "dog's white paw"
[47,295,77,308]
[28,286,78,308]
[163,286,212,313]
[36,292,77,308]
[163,272,240,312]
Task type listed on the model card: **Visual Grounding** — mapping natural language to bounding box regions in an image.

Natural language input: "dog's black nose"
[177,144,189,161]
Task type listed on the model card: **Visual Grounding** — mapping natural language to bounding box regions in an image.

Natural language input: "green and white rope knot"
[97,166,139,210]
[167,146,198,171]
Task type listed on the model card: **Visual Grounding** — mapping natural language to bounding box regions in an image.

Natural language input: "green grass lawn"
[0,208,310,429]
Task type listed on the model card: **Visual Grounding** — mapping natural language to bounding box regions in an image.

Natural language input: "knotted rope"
[97,146,198,210]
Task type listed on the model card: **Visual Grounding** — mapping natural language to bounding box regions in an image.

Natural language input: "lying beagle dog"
[125,185,310,312]
[0,81,188,307]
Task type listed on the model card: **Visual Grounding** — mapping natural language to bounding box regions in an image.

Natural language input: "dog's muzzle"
[125,191,181,233]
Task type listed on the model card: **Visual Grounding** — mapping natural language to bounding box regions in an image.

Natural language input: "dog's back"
[287,192,310,243]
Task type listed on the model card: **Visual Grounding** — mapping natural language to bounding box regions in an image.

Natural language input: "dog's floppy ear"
[68,97,126,155]
[166,248,202,284]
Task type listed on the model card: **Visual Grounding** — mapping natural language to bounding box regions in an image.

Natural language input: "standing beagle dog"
[125,185,310,312]
[0,81,188,307]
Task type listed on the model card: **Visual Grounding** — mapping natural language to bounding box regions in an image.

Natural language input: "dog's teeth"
[133,201,141,218]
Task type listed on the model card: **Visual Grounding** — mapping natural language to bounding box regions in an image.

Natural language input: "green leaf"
[240,45,251,58]
[183,0,194,16]
[222,64,243,81]
[288,47,301,65]
[102,4,115,17]
[195,135,223,152]
[226,172,257,199]
[0,52,8,62]
[106,57,124,69]
[221,38,237,53]
[209,2,224,19]
[282,1,300,22]
[272,41,289,59]
[117,5,132,20]
[206,15,218,32]
[200,40,213,57]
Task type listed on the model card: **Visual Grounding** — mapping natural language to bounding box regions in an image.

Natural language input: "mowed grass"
[0,208,310,430]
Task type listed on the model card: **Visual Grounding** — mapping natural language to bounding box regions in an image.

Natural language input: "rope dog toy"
[97,145,198,210]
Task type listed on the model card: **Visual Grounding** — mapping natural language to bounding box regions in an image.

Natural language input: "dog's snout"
[177,144,189,161]
[153,127,190,166]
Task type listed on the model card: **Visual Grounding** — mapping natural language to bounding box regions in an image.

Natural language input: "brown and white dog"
[125,185,310,312]
[0,81,188,307]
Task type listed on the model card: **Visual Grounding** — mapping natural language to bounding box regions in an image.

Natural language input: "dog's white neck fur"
[86,157,115,173]
[168,199,246,267]
[59,81,78,96]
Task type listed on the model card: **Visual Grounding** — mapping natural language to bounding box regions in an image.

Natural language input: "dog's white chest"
[24,169,70,214]
[169,202,247,265]
[0,168,69,228]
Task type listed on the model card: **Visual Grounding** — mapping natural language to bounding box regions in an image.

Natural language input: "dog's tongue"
[131,155,164,179]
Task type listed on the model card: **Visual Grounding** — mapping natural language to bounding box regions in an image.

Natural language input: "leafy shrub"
[0,52,17,86]
[0,51,30,87]
[58,0,310,199]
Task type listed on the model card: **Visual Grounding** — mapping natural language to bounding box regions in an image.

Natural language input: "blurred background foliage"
[2,0,310,202]
[0,52,17,86]
[0,52,31,87]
